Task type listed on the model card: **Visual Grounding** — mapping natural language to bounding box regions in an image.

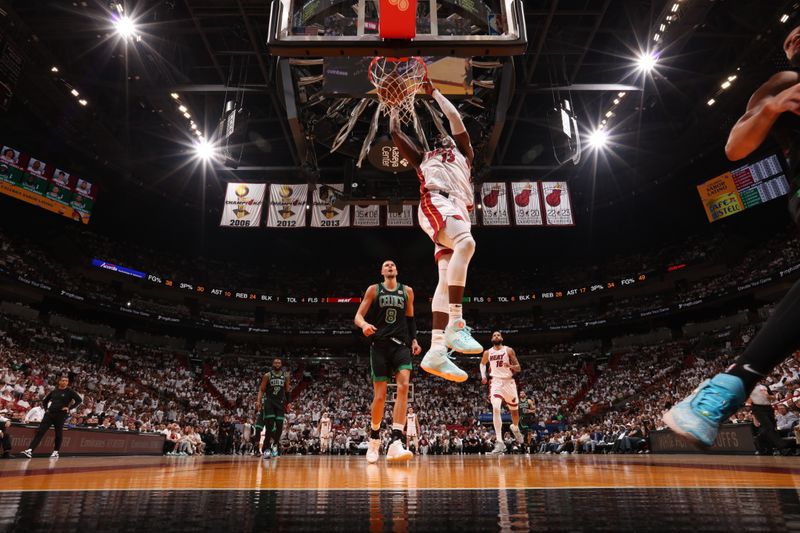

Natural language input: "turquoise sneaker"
[444,320,483,354]
[662,374,746,447]
[271,445,279,458]
[421,346,468,382]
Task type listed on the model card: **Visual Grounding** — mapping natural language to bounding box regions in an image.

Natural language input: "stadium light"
[113,15,138,40]
[636,51,657,73]
[588,129,609,150]
[194,138,216,162]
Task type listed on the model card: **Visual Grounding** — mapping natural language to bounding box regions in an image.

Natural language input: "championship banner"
[386,204,414,227]
[480,182,510,226]
[697,171,746,223]
[541,181,575,226]
[511,181,543,226]
[266,184,308,228]
[353,204,380,227]
[220,183,265,228]
[311,184,350,228]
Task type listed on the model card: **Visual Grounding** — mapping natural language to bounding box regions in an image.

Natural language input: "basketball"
[378,71,408,107]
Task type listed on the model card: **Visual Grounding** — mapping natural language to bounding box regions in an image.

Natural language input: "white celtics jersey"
[419,147,473,205]
[407,413,418,434]
[320,417,331,437]
[488,345,513,379]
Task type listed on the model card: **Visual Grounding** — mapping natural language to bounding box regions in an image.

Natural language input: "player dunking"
[406,406,420,452]
[390,77,482,383]
[664,23,800,446]
[319,412,332,454]
[480,332,524,455]
[354,260,420,463]
[255,358,290,459]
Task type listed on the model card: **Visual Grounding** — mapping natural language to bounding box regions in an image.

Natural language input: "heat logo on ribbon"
[388,0,410,12]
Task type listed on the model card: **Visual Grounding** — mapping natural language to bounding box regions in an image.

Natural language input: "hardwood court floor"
[2,454,800,531]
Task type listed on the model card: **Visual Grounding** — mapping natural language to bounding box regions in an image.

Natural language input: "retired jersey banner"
[353,204,380,227]
[220,183,265,228]
[480,182,510,226]
[386,204,414,227]
[511,182,543,226]
[541,181,575,226]
[267,184,308,228]
[311,184,350,228]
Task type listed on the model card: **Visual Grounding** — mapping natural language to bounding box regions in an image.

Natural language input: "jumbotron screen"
[697,154,788,223]
[0,144,96,224]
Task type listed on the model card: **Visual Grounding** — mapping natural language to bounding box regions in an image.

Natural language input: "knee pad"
[453,234,476,257]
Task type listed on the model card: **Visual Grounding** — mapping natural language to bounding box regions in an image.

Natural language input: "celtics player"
[354,260,421,463]
[255,358,290,459]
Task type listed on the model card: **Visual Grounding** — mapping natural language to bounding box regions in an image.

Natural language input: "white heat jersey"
[488,346,514,379]
[419,147,473,205]
[406,413,418,436]
[320,417,332,438]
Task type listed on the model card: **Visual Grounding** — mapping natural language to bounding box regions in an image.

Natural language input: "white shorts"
[407,430,418,438]
[418,191,472,262]
[490,378,519,410]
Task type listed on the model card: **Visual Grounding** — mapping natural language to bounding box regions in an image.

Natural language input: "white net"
[368,56,427,125]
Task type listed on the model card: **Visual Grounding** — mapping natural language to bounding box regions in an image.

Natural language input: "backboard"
[268,0,527,57]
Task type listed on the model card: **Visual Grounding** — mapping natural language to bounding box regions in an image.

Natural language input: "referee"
[21,373,82,458]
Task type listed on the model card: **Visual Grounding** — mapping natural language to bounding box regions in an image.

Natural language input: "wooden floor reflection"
[1,454,800,492]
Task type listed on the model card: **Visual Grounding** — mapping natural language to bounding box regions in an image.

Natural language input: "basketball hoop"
[368,56,427,126]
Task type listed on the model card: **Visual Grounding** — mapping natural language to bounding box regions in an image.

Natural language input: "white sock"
[448,304,463,325]
[392,423,404,431]
[431,329,445,347]
[371,423,381,432]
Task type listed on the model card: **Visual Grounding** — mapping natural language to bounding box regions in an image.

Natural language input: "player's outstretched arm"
[389,114,423,168]
[508,348,521,374]
[354,285,378,336]
[726,71,800,161]
[424,79,474,164]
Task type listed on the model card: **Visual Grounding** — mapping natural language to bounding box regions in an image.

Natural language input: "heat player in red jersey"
[390,78,482,384]
[480,331,523,455]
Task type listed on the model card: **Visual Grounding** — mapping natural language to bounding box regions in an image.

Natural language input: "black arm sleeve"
[406,316,417,341]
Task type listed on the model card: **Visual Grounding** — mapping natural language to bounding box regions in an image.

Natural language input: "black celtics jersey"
[366,282,409,343]
[263,370,287,406]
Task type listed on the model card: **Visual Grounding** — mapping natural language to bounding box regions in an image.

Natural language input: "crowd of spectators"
[2,309,799,457]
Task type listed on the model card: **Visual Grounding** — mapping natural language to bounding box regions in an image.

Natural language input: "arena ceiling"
[2,0,799,243]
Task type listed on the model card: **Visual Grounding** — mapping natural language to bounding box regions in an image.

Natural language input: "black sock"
[391,429,403,442]
[370,428,380,440]
[725,363,766,393]
[724,277,800,395]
